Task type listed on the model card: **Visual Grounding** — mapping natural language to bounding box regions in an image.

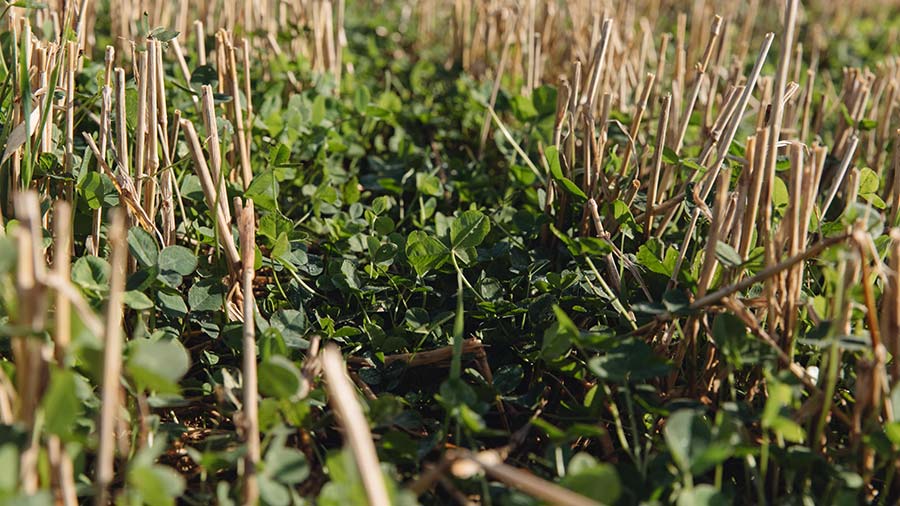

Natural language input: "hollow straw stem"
[53,200,72,363]
[617,72,655,180]
[673,15,722,154]
[180,119,241,272]
[226,38,253,189]
[322,344,392,506]
[450,449,602,506]
[740,128,770,259]
[94,209,127,506]
[821,135,860,219]
[201,85,232,224]
[761,1,801,310]
[585,19,613,112]
[237,198,260,506]
[646,94,672,236]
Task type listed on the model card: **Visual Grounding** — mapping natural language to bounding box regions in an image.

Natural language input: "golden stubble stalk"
[13,191,49,494]
[237,198,260,506]
[52,200,78,506]
[761,0,800,339]
[322,343,392,506]
[180,119,241,274]
[201,85,232,225]
[94,208,128,506]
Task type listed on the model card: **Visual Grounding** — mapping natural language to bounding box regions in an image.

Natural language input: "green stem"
[450,268,464,381]
[584,256,637,329]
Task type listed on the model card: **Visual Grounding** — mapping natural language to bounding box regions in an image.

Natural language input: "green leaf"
[711,313,751,365]
[636,239,671,276]
[258,356,303,399]
[128,464,186,506]
[510,94,538,121]
[149,28,180,41]
[264,442,310,485]
[268,143,291,166]
[271,309,309,349]
[188,278,225,312]
[128,338,191,392]
[353,86,371,112]
[772,176,789,211]
[769,416,806,443]
[158,245,197,275]
[157,290,188,319]
[859,167,880,195]
[246,169,280,211]
[885,422,900,445]
[493,364,523,394]
[124,290,155,310]
[190,65,218,87]
[340,259,361,290]
[78,171,105,210]
[311,95,327,125]
[416,173,443,197]
[405,231,449,276]
[664,409,711,475]
[450,210,490,250]
[374,216,395,235]
[677,485,729,506]
[541,305,579,360]
[714,241,744,268]
[41,369,81,439]
[72,256,110,294]
[532,85,558,117]
[762,380,792,428]
[128,227,159,268]
[858,118,878,131]
[158,245,197,287]
[559,453,621,504]
[546,146,588,202]
[588,340,669,382]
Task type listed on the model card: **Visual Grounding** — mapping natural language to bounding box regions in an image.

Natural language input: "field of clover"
[3,0,900,505]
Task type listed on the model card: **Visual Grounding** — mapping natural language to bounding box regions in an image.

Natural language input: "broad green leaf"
[259,475,290,506]
[149,28,179,42]
[190,64,218,87]
[677,485,729,506]
[246,169,280,211]
[158,245,198,276]
[664,409,711,475]
[188,278,225,312]
[157,290,188,319]
[264,441,310,485]
[128,464,186,506]
[258,356,302,399]
[128,227,159,268]
[353,86,371,112]
[416,173,443,197]
[546,146,588,201]
[559,453,621,504]
[405,231,449,276]
[271,309,309,349]
[311,95,327,125]
[78,171,105,210]
[72,256,110,294]
[714,241,744,268]
[124,290,155,310]
[450,210,490,250]
[128,338,191,392]
[588,340,669,382]
[859,167,879,195]
[41,369,81,439]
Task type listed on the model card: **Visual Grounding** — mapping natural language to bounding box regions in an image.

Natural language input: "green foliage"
[2,1,899,505]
